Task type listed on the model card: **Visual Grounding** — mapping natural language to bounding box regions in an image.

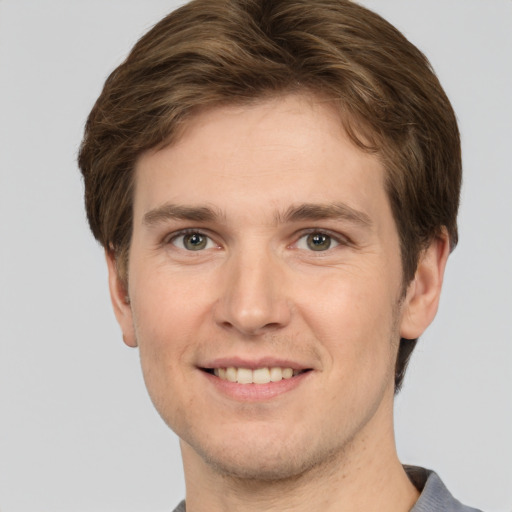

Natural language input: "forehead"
[134,93,388,223]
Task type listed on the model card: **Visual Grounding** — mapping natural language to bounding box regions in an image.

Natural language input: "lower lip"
[201,370,311,402]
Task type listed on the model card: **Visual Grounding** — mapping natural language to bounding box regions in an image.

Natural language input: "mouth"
[201,366,311,384]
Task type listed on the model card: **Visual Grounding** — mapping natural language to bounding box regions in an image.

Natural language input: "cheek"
[296,267,400,372]
[131,290,195,429]
[131,261,210,338]
[129,263,222,386]
[129,271,216,435]
[129,273,197,382]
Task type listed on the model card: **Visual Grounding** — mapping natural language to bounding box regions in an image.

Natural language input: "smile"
[208,367,307,384]
[200,363,313,401]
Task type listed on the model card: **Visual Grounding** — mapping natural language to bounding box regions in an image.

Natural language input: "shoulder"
[406,466,483,512]
[172,469,483,512]
[171,500,186,512]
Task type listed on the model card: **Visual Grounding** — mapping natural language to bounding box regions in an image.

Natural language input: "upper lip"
[199,357,312,371]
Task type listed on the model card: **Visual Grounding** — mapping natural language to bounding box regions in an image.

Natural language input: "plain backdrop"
[0,1,511,511]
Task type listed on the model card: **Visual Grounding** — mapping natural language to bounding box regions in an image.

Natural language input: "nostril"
[218,320,286,337]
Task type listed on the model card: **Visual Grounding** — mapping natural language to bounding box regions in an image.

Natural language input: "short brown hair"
[78,0,461,391]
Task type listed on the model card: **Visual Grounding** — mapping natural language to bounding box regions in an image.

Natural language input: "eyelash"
[293,229,350,251]
[163,228,350,252]
[164,229,218,250]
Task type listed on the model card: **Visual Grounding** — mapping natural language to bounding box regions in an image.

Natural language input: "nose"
[213,247,292,337]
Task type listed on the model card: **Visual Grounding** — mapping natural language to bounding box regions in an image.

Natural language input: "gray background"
[0,1,510,511]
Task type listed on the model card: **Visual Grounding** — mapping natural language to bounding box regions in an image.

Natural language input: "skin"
[107,94,449,512]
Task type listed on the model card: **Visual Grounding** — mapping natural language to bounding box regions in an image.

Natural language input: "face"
[110,94,425,480]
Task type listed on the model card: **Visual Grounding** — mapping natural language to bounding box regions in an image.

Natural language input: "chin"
[182,426,345,483]
[203,451,319,482]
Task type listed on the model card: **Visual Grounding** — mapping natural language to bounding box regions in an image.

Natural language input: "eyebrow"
[143,204,222,226]
[142,202,372,228]
[277,203,372,227]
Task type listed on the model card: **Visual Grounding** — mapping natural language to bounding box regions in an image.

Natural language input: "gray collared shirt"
[406,466,483,512]
[172,466,483,512]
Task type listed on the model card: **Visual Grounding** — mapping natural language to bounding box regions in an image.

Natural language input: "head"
[79,1,460,393]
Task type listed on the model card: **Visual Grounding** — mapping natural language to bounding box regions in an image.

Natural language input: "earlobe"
[105,250,137,347]
[400,230,451,340]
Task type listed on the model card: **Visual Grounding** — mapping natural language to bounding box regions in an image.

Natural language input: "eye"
[296,232,340,252]
[171,232,216,251]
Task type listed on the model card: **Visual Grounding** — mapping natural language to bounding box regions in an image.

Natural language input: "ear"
[105,250,137,347]
[400,230,451,340]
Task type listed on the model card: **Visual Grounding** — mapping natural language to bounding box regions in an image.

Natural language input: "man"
[78,1,481,510]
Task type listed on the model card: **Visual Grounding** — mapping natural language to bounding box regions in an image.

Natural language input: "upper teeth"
[213,367,297,384]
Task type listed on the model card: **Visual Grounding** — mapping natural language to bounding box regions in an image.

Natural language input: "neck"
[180,396,419,512]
